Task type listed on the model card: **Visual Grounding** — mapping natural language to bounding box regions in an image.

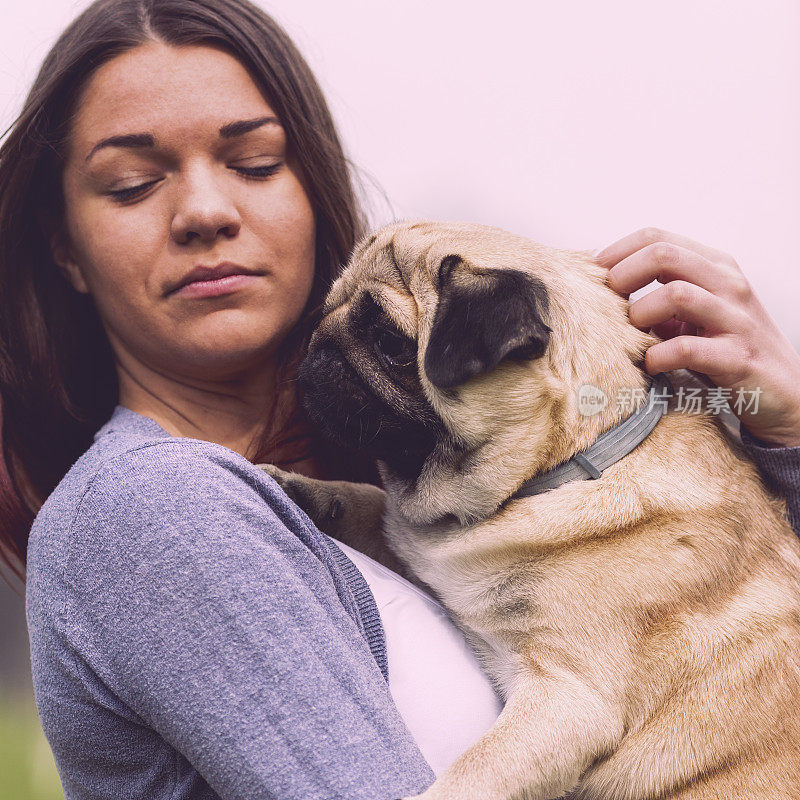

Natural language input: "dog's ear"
[423,255,551,389]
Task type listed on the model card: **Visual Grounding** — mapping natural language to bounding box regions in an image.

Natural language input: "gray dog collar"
[511,372,674,499]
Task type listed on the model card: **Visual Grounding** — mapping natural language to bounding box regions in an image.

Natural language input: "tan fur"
[277,220,800,799]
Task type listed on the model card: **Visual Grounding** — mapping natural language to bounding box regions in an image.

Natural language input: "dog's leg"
[406,673,623,800]
[255,464,413,578]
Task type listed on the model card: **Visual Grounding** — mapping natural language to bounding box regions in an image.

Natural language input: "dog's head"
[299,220,656,524]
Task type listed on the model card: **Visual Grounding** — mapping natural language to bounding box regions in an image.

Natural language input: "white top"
[336,541,504,775]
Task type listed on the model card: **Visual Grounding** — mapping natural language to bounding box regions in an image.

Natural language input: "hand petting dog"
[596,226,800,447]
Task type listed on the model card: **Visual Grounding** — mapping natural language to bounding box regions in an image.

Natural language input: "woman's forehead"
[69,41,279,157]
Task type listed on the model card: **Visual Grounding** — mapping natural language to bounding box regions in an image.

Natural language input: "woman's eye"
[107,163,283,203]
[233,163,282,179]
[375,330,416,367]
[108,180,160,202]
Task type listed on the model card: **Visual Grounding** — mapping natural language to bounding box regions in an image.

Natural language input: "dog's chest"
[387,522,553,697]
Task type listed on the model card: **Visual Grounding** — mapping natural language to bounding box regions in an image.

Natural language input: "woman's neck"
[116,356,280,461]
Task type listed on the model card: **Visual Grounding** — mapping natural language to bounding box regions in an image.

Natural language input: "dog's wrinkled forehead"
[319,223,437,339]
[324,225,422,310]
[323,220,520,319]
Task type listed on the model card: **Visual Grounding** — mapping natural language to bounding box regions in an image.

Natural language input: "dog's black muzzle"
[299,340,442,480]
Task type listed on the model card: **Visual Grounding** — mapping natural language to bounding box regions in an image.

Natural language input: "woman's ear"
[48,226,90,294]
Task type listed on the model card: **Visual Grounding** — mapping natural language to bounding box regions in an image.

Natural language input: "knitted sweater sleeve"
[739,422,800,536]
[32,441,433,800]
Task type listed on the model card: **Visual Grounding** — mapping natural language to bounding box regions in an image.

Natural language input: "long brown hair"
[0,0,371,582]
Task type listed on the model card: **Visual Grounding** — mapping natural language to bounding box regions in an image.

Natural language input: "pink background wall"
[3,0,798,347]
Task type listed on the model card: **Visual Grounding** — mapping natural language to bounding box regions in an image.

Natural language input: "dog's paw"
[256,462,295,493]
[255,463,344,526]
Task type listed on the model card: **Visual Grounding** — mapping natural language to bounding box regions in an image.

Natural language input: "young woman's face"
[56,41,317,381]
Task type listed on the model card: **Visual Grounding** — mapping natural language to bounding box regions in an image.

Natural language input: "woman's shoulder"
[26,405,364,657]
[26,406,299,593]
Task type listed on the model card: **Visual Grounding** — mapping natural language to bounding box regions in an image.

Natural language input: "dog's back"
[388,372,800,799]
[574,376,800,799]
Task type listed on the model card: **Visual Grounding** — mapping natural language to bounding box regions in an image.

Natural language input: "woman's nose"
[170,165,242,245]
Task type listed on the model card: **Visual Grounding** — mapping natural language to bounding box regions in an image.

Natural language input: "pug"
[258,220,800,800]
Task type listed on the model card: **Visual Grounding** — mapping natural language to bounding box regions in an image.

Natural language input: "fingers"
[604,241,750,300]
[627,280,748,335]
[595,226,737,271]
[643,334,748,383]
[592,226,800,446]
[648,318,698,341]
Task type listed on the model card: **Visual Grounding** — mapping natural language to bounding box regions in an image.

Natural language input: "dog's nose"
[298,340,343,394]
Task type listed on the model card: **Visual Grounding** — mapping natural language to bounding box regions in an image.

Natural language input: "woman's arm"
[738,425,800,534]
[49,442,435,800]
[596,226,800,534]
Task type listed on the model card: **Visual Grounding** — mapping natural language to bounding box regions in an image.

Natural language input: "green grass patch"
[0,694,64,800]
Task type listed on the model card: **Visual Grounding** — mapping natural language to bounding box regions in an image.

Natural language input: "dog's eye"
[375,330,416,368]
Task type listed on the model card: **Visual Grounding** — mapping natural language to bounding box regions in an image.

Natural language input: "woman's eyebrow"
[218,115,280,139]
[85,132,154,162]
[84,115,281,163]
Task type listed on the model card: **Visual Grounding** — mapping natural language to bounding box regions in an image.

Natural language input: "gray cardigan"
[25,405,800,800]
[26,406,435,800]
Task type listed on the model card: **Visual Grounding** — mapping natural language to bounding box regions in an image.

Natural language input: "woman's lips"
[173,273,260,298]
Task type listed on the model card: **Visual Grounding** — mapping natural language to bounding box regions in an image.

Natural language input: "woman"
[1,1,799,798]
